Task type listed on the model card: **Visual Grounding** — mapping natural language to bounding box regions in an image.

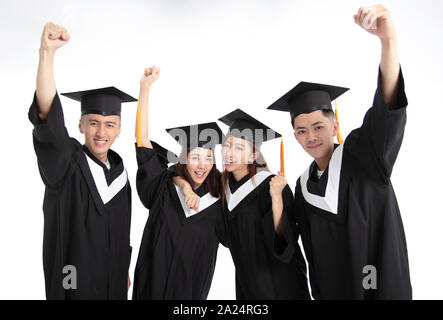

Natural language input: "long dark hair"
[175,147,221,198]
[221,138,269,209]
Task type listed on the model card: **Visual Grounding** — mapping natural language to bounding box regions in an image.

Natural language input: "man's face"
[79,114,121,160]
[293,110,337,161]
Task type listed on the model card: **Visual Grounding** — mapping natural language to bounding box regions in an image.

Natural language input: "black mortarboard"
[218,108,281,146]
[267,82,349,122]
[151,141,178,164]
[61,86,137,116]
[166,122,224,150]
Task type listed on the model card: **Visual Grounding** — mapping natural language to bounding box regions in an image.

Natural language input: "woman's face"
[221,135,255,173]
[185,147,214,188]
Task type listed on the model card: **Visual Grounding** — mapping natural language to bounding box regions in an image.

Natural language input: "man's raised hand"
[40,23,70,54]
[353,5,397,42]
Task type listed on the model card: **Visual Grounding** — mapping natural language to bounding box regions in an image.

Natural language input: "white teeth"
[95,140,107,146]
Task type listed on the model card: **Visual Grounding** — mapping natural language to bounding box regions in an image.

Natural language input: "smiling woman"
[216,108,310,299]
[132,67,229,300]
[175,147,220,197]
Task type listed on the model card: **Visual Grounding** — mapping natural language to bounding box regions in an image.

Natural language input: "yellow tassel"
[280,136,285,175]
[335,100,343,144]
[136,101,142,147]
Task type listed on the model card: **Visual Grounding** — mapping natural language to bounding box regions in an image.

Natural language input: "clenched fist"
[40,22,70,53]
[269,172,288,199]
[140,66,160,90]
[353,5,397,42]
[183,184,200,212]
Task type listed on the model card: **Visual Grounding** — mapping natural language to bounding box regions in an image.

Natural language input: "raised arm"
[36,23,70,120]
[351,5,407,179]
[29,23,75,188]
[137,66,160,149]
[262,173,296,262]
[269,172,288,236]
[354,5,400,109]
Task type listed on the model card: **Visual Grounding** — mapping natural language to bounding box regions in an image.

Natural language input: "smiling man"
[29,23,134,299]
[268,5,412,299]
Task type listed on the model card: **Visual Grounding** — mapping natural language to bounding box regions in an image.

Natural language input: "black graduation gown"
[293,68,412,299]
[132,144,226,300]
[29,93,132,300]
[224,171,310,300]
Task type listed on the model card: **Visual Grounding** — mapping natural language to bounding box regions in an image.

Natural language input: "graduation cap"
[166,122,224,151]
[218,108,281,146]
[267,82,349,122]
[151,141,178,164]
[61,86,137,116]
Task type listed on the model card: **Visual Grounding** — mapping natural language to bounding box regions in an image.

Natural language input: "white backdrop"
[0,0,441,300]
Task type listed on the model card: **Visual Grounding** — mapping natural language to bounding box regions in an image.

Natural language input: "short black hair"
[322,109,335,121]
[291,109,335,128]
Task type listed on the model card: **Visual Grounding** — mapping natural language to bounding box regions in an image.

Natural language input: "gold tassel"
[280,136,285,175]
[136,101,142,147]
[335,100,343,144]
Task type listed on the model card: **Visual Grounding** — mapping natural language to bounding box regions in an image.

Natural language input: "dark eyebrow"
[296,121,325,131]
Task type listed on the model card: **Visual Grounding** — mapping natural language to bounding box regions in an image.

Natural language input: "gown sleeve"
[28,92,76,188]
[261,181,296,263]
[135,141,170,210]
[348,66,408,179]
[167,164,179,178]
[215,210,229,248]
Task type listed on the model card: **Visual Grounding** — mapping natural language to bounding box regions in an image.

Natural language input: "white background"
[0,0,441,300]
